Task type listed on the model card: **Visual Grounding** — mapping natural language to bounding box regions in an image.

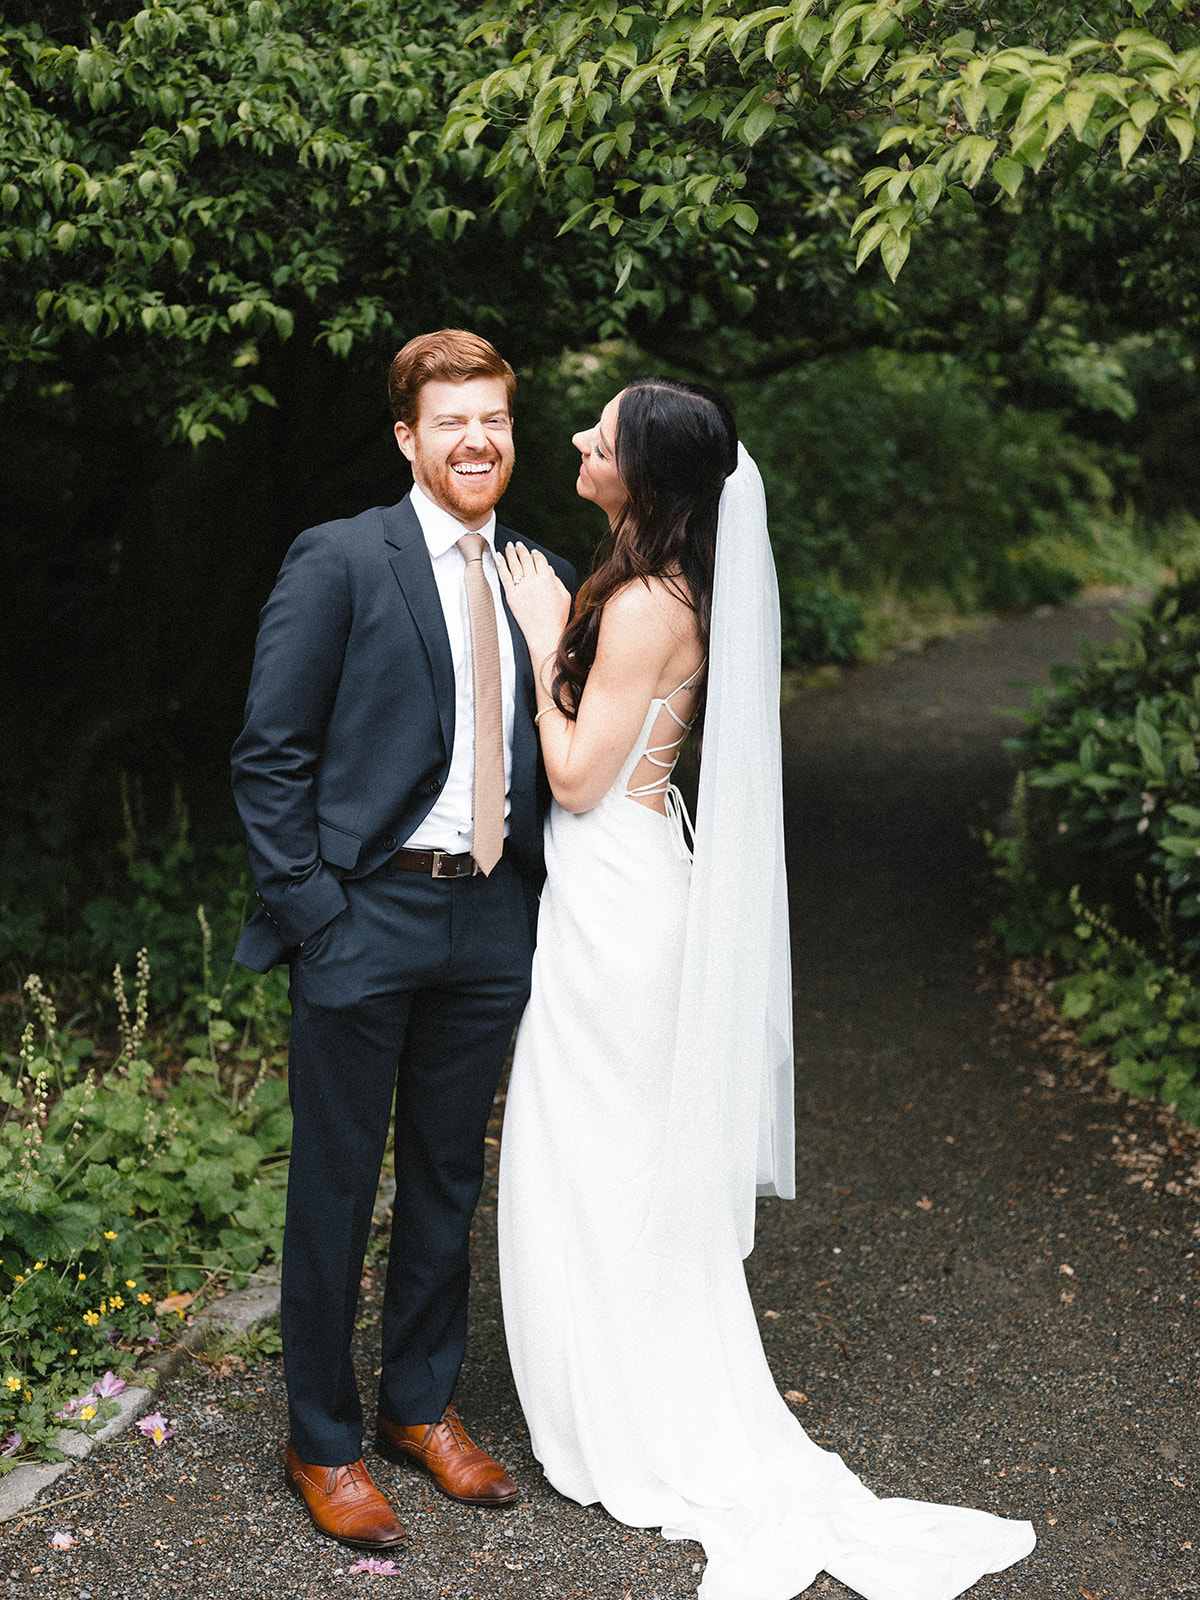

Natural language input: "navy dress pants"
[283,857,533,1466]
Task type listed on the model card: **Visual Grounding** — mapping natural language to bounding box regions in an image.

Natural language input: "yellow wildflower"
[77,1272,86,1282]
[125,1279,137,1289]
[83,1311,100,1327]
[4,1377,19,1392]
[69,1348,78,1355]
[104,1230,118,1240]
[138,1293,152,1306]
[79,1404,96,1422]
[34,1262,44,1271]
[13,1275,24,1285]
[110,1295,125,1311]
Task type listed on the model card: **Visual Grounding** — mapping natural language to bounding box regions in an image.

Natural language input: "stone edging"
[0,1276,281,1524]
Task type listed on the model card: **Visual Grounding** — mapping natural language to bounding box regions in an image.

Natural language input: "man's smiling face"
[394,376,515,530]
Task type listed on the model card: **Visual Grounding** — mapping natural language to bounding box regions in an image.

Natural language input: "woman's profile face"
[572,392,626,523]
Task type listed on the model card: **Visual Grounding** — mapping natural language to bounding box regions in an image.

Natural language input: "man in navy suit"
[231,330,574,1550]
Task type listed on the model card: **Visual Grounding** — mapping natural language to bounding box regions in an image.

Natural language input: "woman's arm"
[497,543,683,813]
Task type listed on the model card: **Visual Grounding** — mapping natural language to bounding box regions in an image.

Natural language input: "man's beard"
[414,444,513,522]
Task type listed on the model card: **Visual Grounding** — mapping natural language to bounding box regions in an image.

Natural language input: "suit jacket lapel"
[496,525,536,793]
[384,496,456,755]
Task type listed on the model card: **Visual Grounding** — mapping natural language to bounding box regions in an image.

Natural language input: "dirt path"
[4,596,1197,1600]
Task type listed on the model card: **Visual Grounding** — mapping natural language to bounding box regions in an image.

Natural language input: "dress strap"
[625,663,704,863]
[624,664,705,801]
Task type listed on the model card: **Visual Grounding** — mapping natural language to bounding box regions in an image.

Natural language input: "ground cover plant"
[0,948,290,1469]
[991,577,1200,1124]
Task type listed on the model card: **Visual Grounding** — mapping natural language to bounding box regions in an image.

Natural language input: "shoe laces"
[326,1458,372,1494]
[439,1406,472,1455]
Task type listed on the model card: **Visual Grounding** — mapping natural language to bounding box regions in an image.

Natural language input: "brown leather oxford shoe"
[284,1439,407,1549]
[376,1405,519,1505]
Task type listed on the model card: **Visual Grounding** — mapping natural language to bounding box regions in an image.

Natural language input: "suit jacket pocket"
[317,817,362,870]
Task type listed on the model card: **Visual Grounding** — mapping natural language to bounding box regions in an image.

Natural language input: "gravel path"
[3,595,1196,1600]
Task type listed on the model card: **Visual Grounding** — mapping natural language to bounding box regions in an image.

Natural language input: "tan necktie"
[457,533,504,875]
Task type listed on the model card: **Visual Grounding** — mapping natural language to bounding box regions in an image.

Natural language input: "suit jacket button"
[383,835,397,850]
[426,779,441,793]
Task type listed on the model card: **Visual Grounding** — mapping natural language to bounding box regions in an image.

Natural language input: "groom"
[231,329,574,1549]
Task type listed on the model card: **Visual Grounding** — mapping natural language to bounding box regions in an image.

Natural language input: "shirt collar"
[409,481,497,559]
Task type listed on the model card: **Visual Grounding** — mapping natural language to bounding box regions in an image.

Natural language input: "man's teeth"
[452,463,493,475]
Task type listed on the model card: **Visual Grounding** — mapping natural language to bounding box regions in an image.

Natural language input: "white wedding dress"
[498,677,1036,1600]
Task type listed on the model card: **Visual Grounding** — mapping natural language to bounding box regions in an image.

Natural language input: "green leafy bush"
[1000,581,1200,961]
[0,790,290,1048]
[779,580,862,667]
[735,351,1131,618]
[1056,892,1200,1126]
[992,580,1200,1121]
[0,958,290,1468]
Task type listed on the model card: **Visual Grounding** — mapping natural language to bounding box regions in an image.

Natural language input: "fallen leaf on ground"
[155,1292,194,1317]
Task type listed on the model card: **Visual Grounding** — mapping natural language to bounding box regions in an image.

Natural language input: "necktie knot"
[457,532,487,565]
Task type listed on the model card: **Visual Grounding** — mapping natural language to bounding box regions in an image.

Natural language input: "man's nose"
[463,417,487,447]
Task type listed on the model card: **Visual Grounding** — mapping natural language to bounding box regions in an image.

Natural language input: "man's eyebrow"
[428,410,510,423]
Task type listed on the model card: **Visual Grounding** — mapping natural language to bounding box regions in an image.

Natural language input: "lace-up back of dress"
[624,663,704,819]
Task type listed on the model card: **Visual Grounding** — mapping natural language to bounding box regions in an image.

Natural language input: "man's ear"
[393,420,416,463]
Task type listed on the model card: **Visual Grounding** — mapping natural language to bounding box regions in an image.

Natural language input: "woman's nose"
[572,429,589,453]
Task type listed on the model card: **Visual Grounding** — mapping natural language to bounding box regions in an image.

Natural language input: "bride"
[494,377,1035,1600]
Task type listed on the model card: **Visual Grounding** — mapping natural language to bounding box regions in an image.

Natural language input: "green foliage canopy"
[6,2,1200,440]
[0,0,632,441]
[446,0,1200,281]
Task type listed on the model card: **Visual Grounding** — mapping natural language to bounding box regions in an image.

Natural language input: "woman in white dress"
[494,378,1035,1600]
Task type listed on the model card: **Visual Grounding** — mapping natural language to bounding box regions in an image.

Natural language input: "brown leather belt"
[389,847,478,879]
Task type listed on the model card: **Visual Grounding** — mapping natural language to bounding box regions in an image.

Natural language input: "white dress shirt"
[404,482,516,851]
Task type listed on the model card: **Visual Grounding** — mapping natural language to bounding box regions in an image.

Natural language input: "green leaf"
[1166,112,1196,163]
[1135,715,1164,777]
[1119,117,1147,167]
[742,101,777,145]
[877,124,921,152]
[955,134,997,188]
[1159,836,1200,859]
[991,155,1024,198]
[1060,986,1095,1020]
[854,218,891,268]
[879,225,911,281]
[1063,87,1097,139]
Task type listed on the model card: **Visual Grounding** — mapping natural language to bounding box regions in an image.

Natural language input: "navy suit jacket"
[231,493,575,972]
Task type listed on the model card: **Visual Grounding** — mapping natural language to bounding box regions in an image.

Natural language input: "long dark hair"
[552,377,738,718]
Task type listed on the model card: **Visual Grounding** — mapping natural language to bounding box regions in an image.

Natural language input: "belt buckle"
[430,850,475,879]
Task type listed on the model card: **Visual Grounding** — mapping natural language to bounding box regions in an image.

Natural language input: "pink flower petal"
[346,1557,401,1575]
[92,1371,127,1399]
[50,1531,76,1549]
[136,1411,177,1446]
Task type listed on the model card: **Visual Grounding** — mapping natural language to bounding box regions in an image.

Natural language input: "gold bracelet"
[533,706,556,725]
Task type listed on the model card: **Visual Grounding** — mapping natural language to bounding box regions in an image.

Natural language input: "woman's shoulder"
[600,577,701,675]
[605,572,693,628]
